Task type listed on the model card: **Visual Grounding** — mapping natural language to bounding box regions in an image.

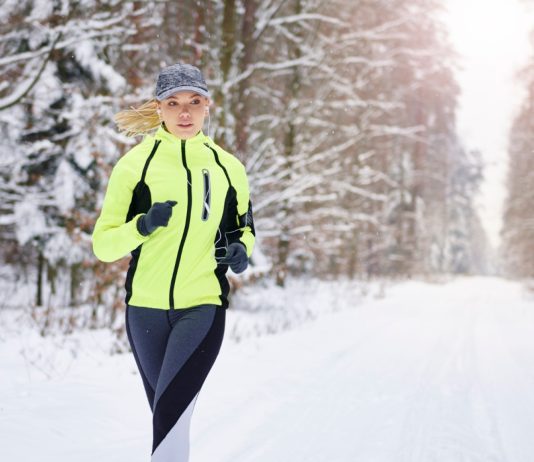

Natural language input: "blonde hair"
[114,99,160,137]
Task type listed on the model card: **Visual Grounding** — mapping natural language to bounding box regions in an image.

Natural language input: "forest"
[0,0,531,333]
[501,16,534,279]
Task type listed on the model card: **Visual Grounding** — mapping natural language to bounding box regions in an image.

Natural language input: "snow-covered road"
[2,277,534,462]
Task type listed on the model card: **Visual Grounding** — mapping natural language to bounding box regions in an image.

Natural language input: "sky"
[442,0,534,249]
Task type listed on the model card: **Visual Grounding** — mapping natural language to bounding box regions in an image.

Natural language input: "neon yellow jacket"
[92,127,255,310]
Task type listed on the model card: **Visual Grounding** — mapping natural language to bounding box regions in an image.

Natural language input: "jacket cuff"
[136,214,150,236]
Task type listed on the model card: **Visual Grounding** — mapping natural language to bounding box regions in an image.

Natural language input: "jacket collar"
[154,125,209,146]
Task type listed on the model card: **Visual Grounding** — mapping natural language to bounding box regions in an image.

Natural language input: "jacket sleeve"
[92,158,149,262]
[232,162,256,258]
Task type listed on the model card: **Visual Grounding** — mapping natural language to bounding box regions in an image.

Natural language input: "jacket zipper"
[169,139,193,309]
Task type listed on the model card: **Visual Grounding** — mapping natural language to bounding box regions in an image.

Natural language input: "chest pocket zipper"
[201,169,211,221]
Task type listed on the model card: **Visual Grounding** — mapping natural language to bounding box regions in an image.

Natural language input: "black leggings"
[126,304,225,462]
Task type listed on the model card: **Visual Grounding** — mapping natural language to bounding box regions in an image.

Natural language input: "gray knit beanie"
[155,63,210,100]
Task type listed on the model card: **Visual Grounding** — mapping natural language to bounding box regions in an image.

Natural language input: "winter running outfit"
[92,125,255,461]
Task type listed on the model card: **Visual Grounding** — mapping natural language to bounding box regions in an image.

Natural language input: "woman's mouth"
[178,123,193,128]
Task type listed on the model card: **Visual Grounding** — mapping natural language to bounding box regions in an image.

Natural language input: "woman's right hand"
[137,200,177,236]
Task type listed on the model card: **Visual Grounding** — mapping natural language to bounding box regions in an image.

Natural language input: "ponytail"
[114,99,160,137]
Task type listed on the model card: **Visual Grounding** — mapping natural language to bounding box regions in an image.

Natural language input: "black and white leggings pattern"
[126,304,225,462]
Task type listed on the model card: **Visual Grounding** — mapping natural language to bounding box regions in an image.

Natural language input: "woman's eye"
[191,99,201,105]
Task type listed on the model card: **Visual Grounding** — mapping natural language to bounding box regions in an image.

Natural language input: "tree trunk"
[36,249,44,307]
[234,0,258,160]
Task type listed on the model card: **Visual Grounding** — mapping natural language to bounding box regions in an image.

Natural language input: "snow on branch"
[335,181,387,202]
[368,124,426,141]
[386,47,441,58]
[222,56,320,92]
[0,26,134,67]
[341,56,395,68]
[0,32,62,111]
[312,136,363,160]
[266,13,345,28]
[339,17,408,42]
[254,173,323,213]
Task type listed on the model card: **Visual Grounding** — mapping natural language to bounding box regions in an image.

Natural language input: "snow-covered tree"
[0,0,488,330]
[0,1,136,317]
[501,61,534,278]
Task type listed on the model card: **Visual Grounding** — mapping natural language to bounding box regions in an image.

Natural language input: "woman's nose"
[179,107,191,117]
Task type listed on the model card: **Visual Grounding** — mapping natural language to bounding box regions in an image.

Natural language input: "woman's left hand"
[220,243,248,273]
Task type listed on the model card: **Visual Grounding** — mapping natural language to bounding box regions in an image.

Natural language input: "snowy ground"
[1,276,534,462]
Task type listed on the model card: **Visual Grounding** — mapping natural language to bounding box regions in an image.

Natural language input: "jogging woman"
[92,63,255,461]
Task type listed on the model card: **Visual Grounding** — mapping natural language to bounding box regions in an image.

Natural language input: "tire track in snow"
[397,299,506,462]
[193,305,405,462]
[190,278,534,462]
[475,299,534,462]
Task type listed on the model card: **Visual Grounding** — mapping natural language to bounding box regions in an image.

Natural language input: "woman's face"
[157,91,209,139]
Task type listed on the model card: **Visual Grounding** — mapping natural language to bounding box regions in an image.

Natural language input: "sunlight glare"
[443,0,533,249]
[445,0,531,61]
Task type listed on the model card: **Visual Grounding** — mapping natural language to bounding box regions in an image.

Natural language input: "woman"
[92,63,255,461]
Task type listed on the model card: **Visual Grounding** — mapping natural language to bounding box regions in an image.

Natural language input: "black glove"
[137,200,177,236]
[220,242,248,273]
